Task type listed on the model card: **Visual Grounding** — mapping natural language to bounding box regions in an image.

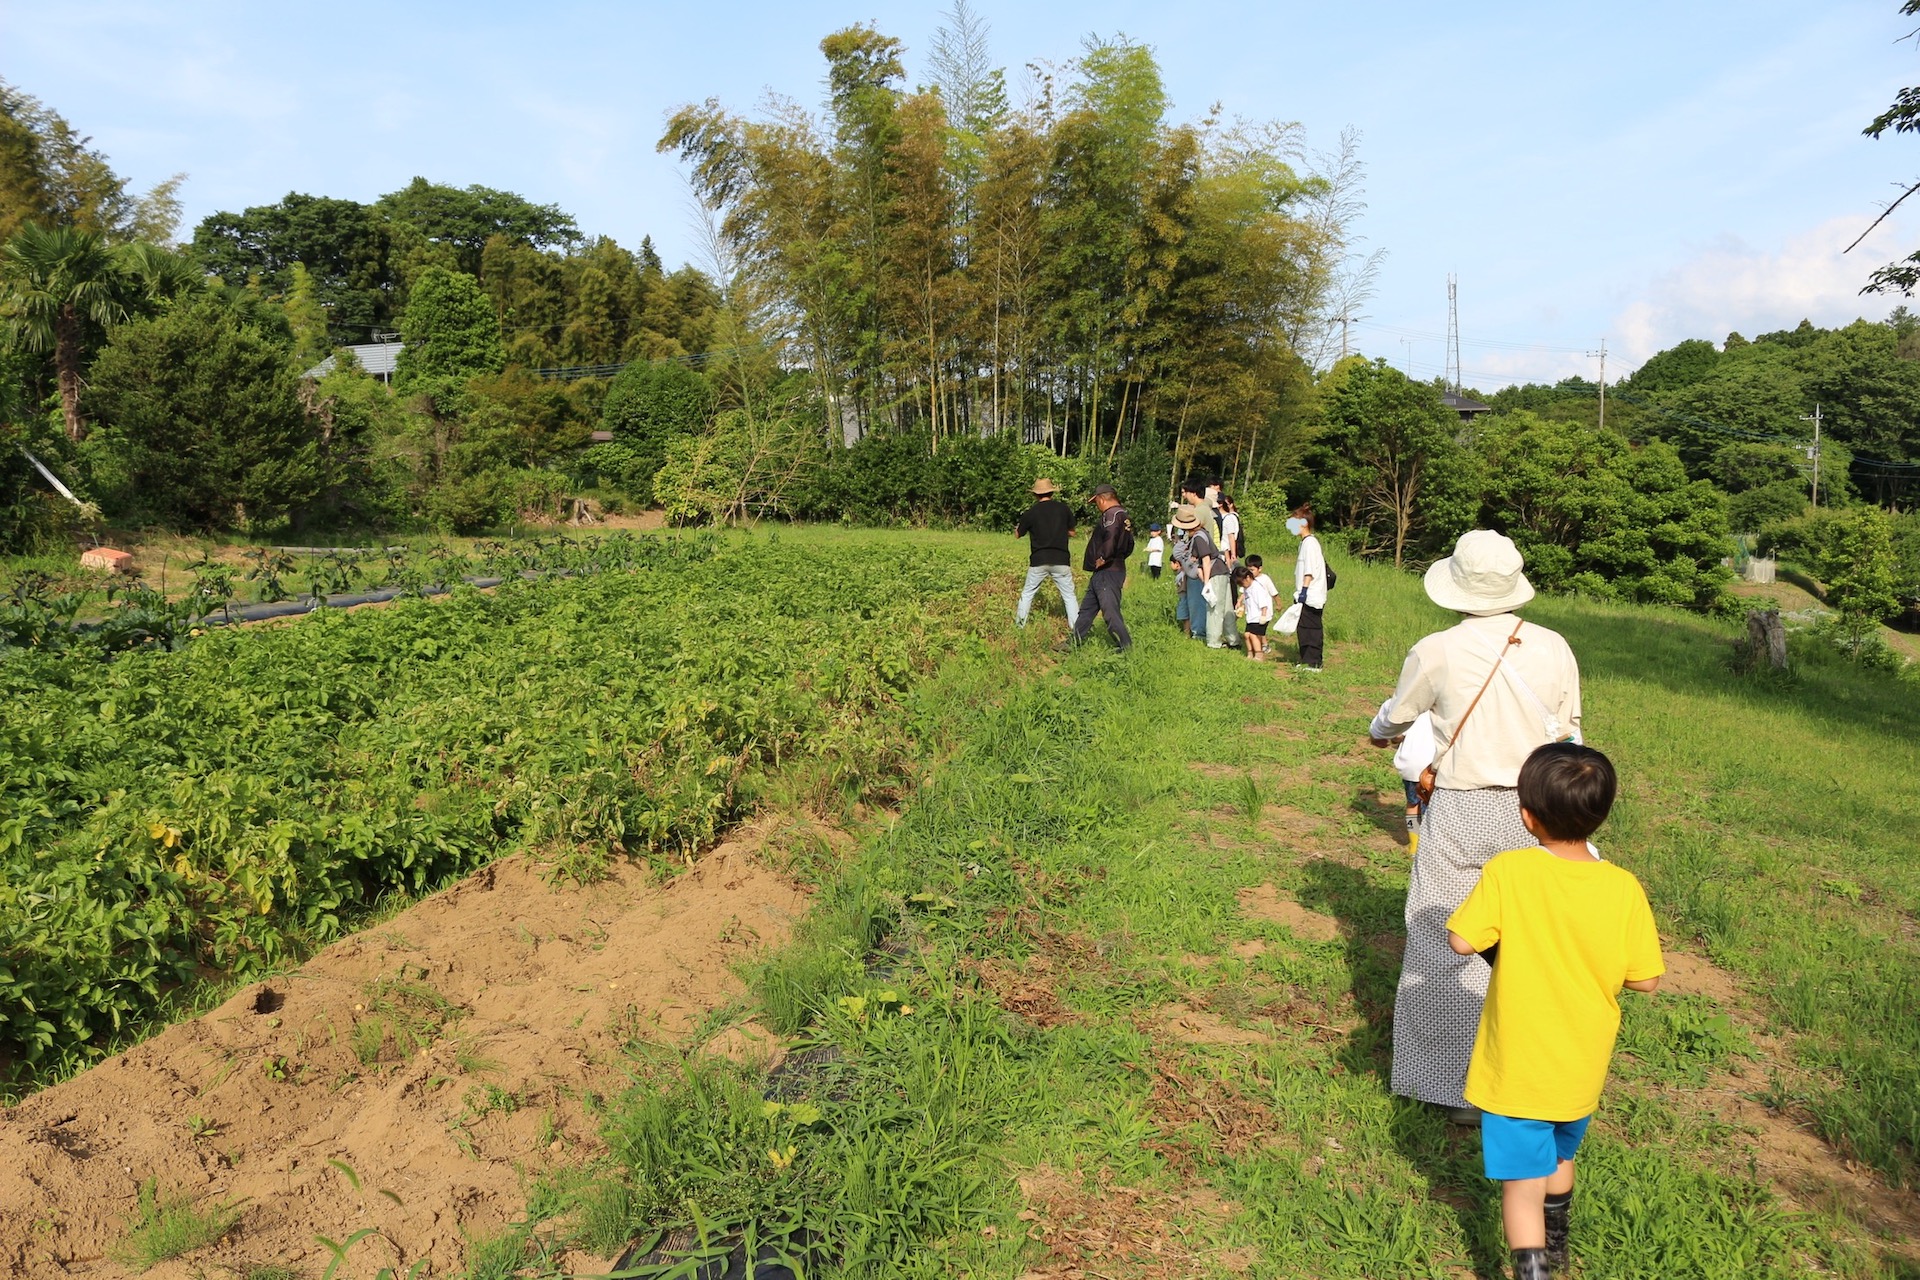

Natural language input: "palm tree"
[116,240,203,306]
[1,222,127,441]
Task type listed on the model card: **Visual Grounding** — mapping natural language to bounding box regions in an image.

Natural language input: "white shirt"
[1369,613,1584,791]
[1243,574,1276,624]
[1219,511,1241,553]
[1387,708,1437,783]
[1293,535,1328,609]
[1146,534,1164,567]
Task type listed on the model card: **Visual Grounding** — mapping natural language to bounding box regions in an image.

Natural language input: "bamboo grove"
[659,6,1378,482]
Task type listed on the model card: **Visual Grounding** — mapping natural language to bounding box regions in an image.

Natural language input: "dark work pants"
[1297,604,1325,667]
[1073,565,1131,650]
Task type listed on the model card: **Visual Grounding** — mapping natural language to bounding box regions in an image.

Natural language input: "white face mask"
[1286,517,1306,536]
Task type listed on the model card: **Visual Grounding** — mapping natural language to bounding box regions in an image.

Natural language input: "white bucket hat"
[1424,530,1535,616]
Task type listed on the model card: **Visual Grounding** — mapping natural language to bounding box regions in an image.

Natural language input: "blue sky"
[5,0,1919,386]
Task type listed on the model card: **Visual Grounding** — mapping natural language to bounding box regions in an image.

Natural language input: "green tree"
[599,359,714,502]
[83,296,325,527]
[1857,2,1920,295]
[280,261,332,366]
[1305,358,1474,568]
[374,178,580,276]
[395,267,504,392]
[0,79,183,244]
[191,193,395,342]
[1,223,128,440]
[1822,506,1902,621]
[1470,410,1730,609]
[1622,337,1719,393]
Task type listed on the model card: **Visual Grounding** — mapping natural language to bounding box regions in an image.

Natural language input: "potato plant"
[0,533,1001,1076]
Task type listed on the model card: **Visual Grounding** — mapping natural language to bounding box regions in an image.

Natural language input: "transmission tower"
[1445,275,1462,394]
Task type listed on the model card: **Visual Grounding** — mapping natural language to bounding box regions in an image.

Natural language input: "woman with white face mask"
[1286,505,1327,670]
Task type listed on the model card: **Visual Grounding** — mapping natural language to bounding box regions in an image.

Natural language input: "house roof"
[1441,389,1492,415]
[305,341,404,379]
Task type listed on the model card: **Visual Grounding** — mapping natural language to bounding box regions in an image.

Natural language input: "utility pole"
[1445,275,1462,394]
[1334,313,1355,360]
[1401,338,1413,375]
[1800,404,1822,507]
[1586,338,1608,431]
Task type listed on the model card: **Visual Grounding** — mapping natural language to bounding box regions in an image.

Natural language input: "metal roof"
[305,341,404,379]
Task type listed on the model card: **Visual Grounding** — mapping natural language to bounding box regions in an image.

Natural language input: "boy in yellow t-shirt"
[1447,743,1664,1280]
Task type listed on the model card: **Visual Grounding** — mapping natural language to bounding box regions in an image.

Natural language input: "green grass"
[110,1178,243,1271]
[517,540,1919,1278]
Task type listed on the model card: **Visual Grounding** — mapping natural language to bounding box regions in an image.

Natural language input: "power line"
[1354,319,1588,355]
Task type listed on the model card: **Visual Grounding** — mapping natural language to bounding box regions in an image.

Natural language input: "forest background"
[3,6,1918,651]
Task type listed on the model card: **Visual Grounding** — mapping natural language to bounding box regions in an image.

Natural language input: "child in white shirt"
[1237,555,1279,661]
[1146,524,1166,580]
[1379,699,1437,853]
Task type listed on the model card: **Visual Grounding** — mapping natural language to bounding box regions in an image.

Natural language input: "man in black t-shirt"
[1014,477,1079,628]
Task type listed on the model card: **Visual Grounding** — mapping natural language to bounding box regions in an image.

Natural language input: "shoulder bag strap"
[1429,619,1526,773]
[1468,622,1564,740]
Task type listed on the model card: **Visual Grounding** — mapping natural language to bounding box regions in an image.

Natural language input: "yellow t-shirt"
[1446,846,1665,1121]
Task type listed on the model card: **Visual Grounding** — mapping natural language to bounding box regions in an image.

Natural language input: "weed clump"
[111,1178,242,1271]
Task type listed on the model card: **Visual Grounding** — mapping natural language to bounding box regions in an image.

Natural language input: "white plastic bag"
[1201,577,1221,608]
[1275,602,1303,635]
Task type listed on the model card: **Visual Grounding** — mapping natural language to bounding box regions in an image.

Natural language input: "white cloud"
[1610,213,1912,372]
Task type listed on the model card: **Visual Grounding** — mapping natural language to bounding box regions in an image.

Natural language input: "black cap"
[1091,483,1117,498]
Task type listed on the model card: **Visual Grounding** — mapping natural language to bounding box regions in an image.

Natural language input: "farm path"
[0,822,813,1279]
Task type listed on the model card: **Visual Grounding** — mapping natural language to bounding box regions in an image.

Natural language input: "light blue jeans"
[1017,564,1079,627]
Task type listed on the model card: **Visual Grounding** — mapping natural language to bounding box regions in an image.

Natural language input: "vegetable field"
[0,532,1000,1078]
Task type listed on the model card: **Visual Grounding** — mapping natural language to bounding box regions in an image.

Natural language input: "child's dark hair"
[1246,554,1263,569]
[1231,565,1252,584]
[1517,742,1617,841]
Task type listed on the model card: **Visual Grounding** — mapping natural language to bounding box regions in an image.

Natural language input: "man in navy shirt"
[1014,477,1078,629]
[1068,484,1134,652]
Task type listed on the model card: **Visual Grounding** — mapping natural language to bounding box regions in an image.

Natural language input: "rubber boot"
[1406,813,1420,857]
[1544,1191,1571,1270]
[1510,1247,1552,1280]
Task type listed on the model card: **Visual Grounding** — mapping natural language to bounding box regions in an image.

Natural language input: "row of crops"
[1,532,697,655]
[0,533,1004,1078]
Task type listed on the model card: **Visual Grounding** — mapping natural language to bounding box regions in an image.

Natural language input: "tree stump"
[1745,608,1787,671]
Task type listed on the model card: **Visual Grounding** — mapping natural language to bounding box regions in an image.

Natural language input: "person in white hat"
[1014,477,1079,630]
[1366,529,1584,1124]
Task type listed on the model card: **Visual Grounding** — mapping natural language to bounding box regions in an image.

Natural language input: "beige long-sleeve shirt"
[1370,612,1583,790]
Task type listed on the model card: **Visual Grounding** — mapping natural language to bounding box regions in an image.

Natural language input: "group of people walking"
[1154,476,1328,668]
[1017,481,1666,1279]
[1014,474,1327,665]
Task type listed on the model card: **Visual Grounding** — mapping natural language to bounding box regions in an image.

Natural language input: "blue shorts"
[1481,1112,1591,1180]
[1402,780,1426,810]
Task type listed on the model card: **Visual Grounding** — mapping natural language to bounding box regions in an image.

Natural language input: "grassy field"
[459,531,1920,1279]
[8,525,1917,1277]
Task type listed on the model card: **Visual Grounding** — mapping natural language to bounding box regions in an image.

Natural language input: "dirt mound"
[0,834,810,1279]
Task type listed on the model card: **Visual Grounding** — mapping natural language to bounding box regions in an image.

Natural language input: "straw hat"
[1171,503,1203,530]
[1031,477,1058,496]
[1424,530,1535,616]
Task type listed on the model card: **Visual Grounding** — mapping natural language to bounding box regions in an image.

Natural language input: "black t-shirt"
[1016,499,1074,566]
[1084,504,1132,571]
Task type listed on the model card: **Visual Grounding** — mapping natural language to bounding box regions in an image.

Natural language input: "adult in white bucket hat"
[1366,530,1584,1124]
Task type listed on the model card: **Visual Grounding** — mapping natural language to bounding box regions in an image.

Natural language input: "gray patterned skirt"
[1389,786,1531,1108]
